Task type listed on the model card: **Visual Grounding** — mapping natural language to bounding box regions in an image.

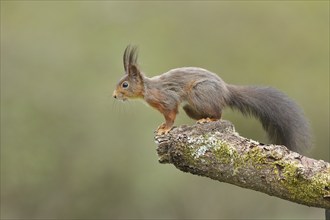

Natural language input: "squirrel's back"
[145,67,229,114]
[152,67,222,82]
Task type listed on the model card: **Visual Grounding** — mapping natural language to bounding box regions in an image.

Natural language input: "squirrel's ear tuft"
[123,45,139,74]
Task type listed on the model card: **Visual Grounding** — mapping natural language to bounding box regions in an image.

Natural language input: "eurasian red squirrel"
[113,45,311,153]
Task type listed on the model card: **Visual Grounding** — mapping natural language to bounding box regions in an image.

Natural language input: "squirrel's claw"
[155,123,172,135]
[156,128,170,135]
[196,118,218,124]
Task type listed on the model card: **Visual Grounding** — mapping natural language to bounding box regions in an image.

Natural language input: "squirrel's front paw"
[155,123,172,135]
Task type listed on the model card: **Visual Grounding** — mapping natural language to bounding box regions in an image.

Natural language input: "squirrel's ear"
[128,64,141,78]
[123,45,139,74]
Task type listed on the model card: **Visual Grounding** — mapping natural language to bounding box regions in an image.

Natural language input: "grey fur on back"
[145,67,230,115]
[226,84,311,153]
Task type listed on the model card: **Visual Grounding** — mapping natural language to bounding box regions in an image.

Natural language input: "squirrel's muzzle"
[112,91,117,99]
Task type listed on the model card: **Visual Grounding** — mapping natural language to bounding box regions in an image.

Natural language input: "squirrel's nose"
[112,91,117,99]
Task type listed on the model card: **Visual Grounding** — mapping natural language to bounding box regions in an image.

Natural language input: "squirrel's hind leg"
[183,104,203,120]
[183,104,221,124]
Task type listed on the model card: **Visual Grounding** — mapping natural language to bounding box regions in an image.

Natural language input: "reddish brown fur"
[184,80,197,92]
[145,89,166,112]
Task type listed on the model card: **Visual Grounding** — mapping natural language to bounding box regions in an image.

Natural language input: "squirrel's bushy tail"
[226,85,311,153]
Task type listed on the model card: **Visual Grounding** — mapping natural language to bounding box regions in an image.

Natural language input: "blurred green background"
[1,1,329,219]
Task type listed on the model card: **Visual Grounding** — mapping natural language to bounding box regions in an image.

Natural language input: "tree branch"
[155,120,330,209]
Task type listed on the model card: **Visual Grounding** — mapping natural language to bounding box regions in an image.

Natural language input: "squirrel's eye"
[122,81,129,88]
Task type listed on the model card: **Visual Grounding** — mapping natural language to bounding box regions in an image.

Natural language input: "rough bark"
[155,120,330,209]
